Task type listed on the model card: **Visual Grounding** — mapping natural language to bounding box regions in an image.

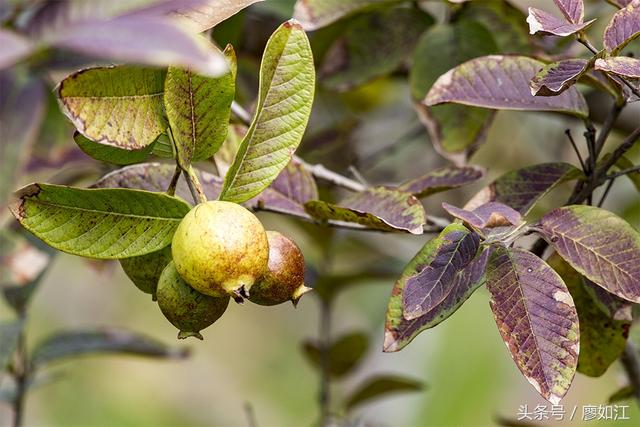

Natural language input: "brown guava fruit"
[248,230,311,307]
[156,261,230,340]
[171,201,269,300]
[119,246,172,300]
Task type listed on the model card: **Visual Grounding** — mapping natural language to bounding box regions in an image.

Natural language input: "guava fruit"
[156,261,230,340]
[171,201,269,300]
[119,246,172,300]
[249,231,311,306]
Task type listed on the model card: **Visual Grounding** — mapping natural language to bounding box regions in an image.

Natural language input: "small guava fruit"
[171,201,269,300]
[156,261,230,340]
[249,230,311,307]
[119,246,172,300]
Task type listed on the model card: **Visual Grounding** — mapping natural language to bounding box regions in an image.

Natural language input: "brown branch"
[621,342,640,406]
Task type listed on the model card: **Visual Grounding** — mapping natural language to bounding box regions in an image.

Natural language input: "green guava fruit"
[249,231,311,307]
[156,261,230,340]
[171,201,269,300]
[119,246,172,300]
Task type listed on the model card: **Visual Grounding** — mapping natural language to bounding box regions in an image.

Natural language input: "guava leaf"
[424,56,589,118]
[603,0,640,53]
[219,20,314,204]
[130,0,264,32]
[302,332,368,378]
[49,15,227,77]
[466,163,582,215]
[73,132,155,165]
[57,66,168,150]
[457,0,534,55]
[305,187,426,234]
[0,29,33,69]
[442,202,523,229]
[320,7,433,91]
[595,57,640,78]
[410,21,498,165]
[93,162,311,219]
[164,45,236,166]
[344,376,424,411]
[608,386,634,403]
[384,224,489,352]
[0,320,23,371]
[553,0,585,23]
[10,183,191,259]
[526,8,594,37]
[530,59,591,96]
[397,166,485,198]
[1,71,45,212]
[269,159,318,204]
[486,246,579,404]
[31,328,189,368]
[403,229,480,320]
[548,253,631,377]
[539,205,640,303]
[293,0,400,31]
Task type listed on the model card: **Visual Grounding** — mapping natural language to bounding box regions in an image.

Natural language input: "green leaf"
[344,375,424,411]
[302,332,369,378]
[164,45,236,167]
[608,385,634,403]
[151,134,174,158]
[305,187,426,234]
[10,184,191,259]
[548,253,631,377]
[57,66,168,150]
[540,205,640,303]
[73,132,155,165]
[410,21,498,164]
[0,320,23,371]
[219,20,315,204]
[320,6,433,91]
[1,71,46,212]
[31,328,189,368]
[616,156,640,192]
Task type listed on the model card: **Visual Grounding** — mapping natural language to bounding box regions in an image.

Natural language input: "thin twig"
[605,165,640,181]
[348,165,370,187]
[295,157,367,192]
[565,129,586,171]
[166,165,181,196]
[597,178,615,207]
[231,101,252,125]
[594,103,623,159]
[318,300,332,426]
[243,402,258,427]
[12,314,28,427]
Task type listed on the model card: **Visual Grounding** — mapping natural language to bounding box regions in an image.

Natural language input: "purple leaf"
[527,8,595,37]
[539,205,640,303]
[603,0,640,53]
[548,253,631,377]
[530,59,590,96]
[466,163,582,215]
[424,56,589,118]
[442,202,523,229]
[384,224,489,352]
[486,246,579,404]
[269,159,319,205]
[126,0,264,32]
[0,29,33,70]
[402,229,480,320]
[1,71,46,212]
[595,57,640,78]
[50,16,227,77]
[397,165,485,198]
[608,0,634,7]
[305,187,426,234]
[553,0,585,23]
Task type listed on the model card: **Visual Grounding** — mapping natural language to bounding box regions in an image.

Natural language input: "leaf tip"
[382,330,400,353]
[284,18,303,30]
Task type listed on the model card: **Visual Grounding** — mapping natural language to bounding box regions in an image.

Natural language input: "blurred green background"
[1,0,640,426]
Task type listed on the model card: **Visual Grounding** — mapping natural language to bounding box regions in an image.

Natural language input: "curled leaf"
[530,59,590,96]
[398,165,485,198]
[526,7,594,37]
[595,57,640,79]
[442,202,523,229]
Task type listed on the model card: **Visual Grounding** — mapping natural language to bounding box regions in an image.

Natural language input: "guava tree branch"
[620,342,640,406]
